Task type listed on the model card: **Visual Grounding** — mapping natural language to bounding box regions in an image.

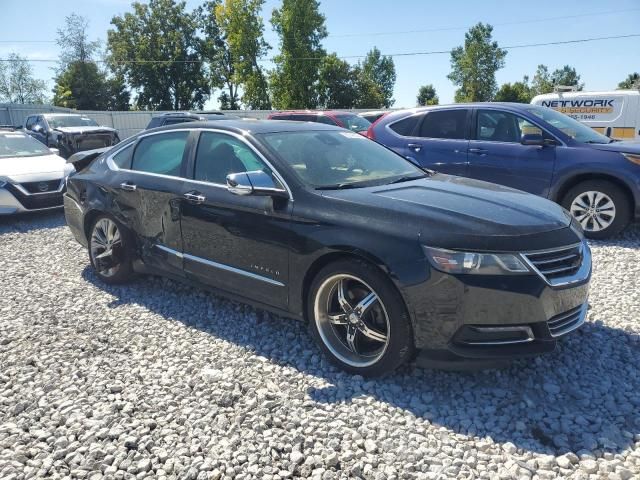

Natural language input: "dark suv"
[145,112,234,130]
[368,103,640,238]
[24,114,120,159]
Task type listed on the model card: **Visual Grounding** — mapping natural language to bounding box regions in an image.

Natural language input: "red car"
[267,110,371,134]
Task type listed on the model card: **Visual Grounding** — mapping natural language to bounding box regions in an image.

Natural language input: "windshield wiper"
[315,182,363,190]
[387,173,428,185]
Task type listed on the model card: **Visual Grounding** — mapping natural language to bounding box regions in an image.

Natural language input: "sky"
[1,0,639,109]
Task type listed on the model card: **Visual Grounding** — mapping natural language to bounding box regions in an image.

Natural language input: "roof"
[42,113,87,118]
[269,110,356,116]
[531,90,640,101]
[149,119,342,135]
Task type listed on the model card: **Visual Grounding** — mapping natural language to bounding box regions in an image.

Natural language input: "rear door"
[467,109,556,196]
[110,129,194,276]
[179,130,291,309]
[402,109,470,176]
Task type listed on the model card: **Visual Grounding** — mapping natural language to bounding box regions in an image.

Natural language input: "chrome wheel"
[314,274,390,368]
[90,218,123,278]
[570,190,616,233]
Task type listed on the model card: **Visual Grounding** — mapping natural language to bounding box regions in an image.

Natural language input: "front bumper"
[0,180,65,215]
[405,243,591,359]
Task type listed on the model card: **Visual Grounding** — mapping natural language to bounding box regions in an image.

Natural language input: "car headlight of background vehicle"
[622,152,640,166]
[424,246,530,275]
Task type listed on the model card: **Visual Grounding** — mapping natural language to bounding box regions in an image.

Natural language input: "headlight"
[424,246,530,275]
[622,153,640,166]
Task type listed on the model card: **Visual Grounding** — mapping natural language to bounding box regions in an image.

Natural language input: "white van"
[531,90,640,141]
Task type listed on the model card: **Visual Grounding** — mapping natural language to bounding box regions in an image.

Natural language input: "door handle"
[183,192,206,204]
[119,182,137,191]
[407,143,422,152]
[468,148,488,156]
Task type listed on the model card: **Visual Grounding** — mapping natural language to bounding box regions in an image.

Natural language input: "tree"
[270,0,327,109]
[53,61,130,110]
[0,53,48,104]
[448,23,506,102]
[550,65,583,90]
[530,64,553,96]
[108,0,210,110]
[317,54,357,108]
[618,72,639,90]
[214,0,271,109]
[358,47,396,108]
[197,1,239,110]
[417,84,439,106]
[494,77,532,103]
[56,13,101,71]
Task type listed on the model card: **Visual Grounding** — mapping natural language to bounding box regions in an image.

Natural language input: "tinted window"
[476,110,542,143]
[131,131,189,176]
[164,117,195,126]
[418,110,468,139]
[261,130,423,189]
[389,115,419,136]
[290,115,316,122]
[146,118,163,129]
[334,114,371,132]
[316,115,337,125]
[25,116,36,129]
[194,132,268,184]
[112,144,133,169]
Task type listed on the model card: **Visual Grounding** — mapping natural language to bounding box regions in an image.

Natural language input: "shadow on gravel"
[0,210,65,234]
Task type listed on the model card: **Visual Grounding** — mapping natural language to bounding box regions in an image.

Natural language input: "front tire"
[307,259,414,376]
[562,180,631,239]
[88,215,134,284]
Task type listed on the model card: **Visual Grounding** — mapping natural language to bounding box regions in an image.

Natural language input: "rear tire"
[307,258,414,377]
[88,214,134,284]
[561,180,631,239]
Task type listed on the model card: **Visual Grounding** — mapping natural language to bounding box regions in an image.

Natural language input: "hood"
[54,126,117,135]
[585,140,640,154]
[321,174,576,251]
[1,153,69,180]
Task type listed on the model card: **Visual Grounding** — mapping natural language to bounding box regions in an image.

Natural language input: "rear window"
[146,118,163,129]
[418,110,468,140]
[334,114,371,132]
[389,115,419,136]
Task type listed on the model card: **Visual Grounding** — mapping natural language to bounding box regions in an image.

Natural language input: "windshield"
[47,116,99,128]
[0,132,52,158]
[334,114,371,132]
[526,106,611,144]
[260,130,424,189]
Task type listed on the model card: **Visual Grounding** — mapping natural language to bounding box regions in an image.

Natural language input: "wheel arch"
[553,173,636,211]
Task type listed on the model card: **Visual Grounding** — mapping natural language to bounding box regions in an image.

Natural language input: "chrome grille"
[523,243,584,286]
[20,179,63,194]
[547,304,586,337]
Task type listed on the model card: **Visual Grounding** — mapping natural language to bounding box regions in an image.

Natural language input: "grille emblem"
[37,182,49,192]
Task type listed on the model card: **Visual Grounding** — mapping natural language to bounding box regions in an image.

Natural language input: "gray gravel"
[1,212,639,480]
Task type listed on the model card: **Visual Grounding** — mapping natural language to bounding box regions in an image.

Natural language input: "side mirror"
[226,170,288,198]
[49,148,60,156]
[521,133,545,146]
[32,124,43,134]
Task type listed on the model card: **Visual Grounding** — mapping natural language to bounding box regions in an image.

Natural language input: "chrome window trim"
[106,127,293,200]
[155,244,285,287]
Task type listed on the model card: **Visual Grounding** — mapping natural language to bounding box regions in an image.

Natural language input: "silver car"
[0,128,73,215]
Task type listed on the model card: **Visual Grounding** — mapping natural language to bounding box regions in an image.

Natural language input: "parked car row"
[62,118,592,376]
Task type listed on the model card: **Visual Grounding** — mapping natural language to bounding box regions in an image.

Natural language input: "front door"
[402,108,470,176]
[467,109,556,196]
[179,130,291,310]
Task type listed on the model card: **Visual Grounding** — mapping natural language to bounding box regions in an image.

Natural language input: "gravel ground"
[1,212,639,480]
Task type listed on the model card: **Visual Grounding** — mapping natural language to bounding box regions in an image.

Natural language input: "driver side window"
[476,110,542,143]
[194,132,270,185]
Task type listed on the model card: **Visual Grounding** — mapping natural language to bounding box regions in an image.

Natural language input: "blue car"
[368,103,640,238]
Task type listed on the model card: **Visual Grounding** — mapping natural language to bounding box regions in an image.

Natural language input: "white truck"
[531,89,640,141]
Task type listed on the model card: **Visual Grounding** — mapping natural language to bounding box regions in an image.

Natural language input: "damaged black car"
[24,113,120,159]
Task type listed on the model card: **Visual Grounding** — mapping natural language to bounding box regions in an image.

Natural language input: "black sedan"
[64,120,591,376]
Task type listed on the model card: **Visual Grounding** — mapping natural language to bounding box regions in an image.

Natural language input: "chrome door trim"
[106,127,294,201]
[155,244,285,287]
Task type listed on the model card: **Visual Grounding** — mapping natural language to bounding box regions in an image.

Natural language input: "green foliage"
[618,72,639,90]
[0,53,48,104]
[56,13,102,71]
[358,47,396,108]
[108,0,210,110]
[53,62,130,110]
[317,54,357,108]
[530,64,553,96]
[531,64,583,96]
[448,23,506,102]
[215,0,271,109]
[494,77,532,103]
[416,84,439,106]
[270,0,327,109]
[550,65,583,90]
